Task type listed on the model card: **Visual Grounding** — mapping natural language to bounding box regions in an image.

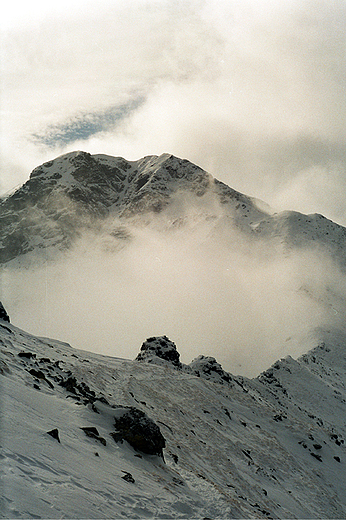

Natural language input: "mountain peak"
[1,151,346,267]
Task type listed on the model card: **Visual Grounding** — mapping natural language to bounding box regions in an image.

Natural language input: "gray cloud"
[32,95,147,147]
[1,0,225,193]
[1,5,346,220]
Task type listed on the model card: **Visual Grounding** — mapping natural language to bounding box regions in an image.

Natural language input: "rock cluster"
[135,335,234,385]
[189,355,234,385]
[135,336,181,368]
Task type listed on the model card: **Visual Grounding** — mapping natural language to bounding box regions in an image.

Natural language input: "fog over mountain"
[2,2,346,517]
[2,0,346,226]
[1,151,346,377]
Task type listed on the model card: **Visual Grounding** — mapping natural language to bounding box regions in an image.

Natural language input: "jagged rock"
[111,407,166,457]
[121,471,135,483]
[18,352,36,359]
[81,426,107,446]
[59,375,96,403]
[28,368,55,389]
[189,355,233,385]
[47,428,60,442]
[135,336,181,368]
[0,302,10,323]
[310,452,322,462]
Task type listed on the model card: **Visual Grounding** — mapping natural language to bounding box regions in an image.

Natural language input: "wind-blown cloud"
[32,96,146,147]
[1,0,346,226]
[3,213,346,377]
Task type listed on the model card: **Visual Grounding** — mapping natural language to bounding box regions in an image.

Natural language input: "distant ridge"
[1,151,346,265]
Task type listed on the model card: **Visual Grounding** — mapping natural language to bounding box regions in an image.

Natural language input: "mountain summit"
[2,152,346,517]
[0,151,268,263]
[1,151,346,266]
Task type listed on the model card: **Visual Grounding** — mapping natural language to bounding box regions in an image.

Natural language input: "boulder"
[135,336,181,368]
[111,407,166,458]
[189,355,233,385]
[47,428,60,442]
[80,426,107,446]
[121,471,135,483]
[0,302,10,323]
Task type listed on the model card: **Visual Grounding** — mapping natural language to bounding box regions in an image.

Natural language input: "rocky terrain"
[1,304,346,519]
[1,151,346,518]
[1,151,346,266]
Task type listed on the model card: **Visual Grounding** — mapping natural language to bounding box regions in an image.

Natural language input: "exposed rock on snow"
[111,406,166,458]
[0,301,10,322]
[188,355,233,385]
[121,471,135,483]
[81,426,107,446]
[46,428,60,443]
[2,149,346,518]
[135,335,182,368]
[1,320,346,518]
[3,151,346,268]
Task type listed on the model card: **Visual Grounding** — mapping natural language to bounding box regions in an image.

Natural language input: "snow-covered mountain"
[1,152,346,517]
[1,308,346,519]
[1,151,346,266]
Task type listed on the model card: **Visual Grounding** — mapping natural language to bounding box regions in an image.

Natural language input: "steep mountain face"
[1,313,346,519]
[0,151,250,263]
[2,150,345,265]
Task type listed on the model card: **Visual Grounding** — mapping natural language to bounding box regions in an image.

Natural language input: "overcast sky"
[2,0,346,225]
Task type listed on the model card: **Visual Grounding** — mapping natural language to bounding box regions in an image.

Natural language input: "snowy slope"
[1,316,346,519]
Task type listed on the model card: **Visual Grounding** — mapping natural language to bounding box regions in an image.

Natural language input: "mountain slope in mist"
[0,151,260,263]
[2,151,346,376]
[1,150,346,265]
[1,313,346,519]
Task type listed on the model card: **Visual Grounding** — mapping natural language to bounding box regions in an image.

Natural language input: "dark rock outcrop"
[81,426,107,446]
[111,407,166,458]
[121,471,135,483]
[189,355,233,385]
[135,336,181,368]
[0,302,10,322]
[47,428,60,442]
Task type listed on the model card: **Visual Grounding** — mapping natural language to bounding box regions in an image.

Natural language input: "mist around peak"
[3,196,346,377]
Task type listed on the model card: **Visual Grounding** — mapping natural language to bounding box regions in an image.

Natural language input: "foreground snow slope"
[1,319,345,519]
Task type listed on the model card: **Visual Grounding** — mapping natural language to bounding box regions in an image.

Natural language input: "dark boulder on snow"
[47,428,60,442]
[135,336,181,368]
[18,351,36,359]
[81,426,107,446]
[189,355,233,385]
[121,471,135,483]
[0,302,10,322]
[111,407,166,458]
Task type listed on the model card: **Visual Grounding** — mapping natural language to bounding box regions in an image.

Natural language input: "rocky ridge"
[2,150,346,266]
[1,305,346,518]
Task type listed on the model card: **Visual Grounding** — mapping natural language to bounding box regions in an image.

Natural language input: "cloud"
[1,1,346,205]
[2,0,346,375]
[32,95,147,147]
[3,203,346,377]
[0,0,224,192]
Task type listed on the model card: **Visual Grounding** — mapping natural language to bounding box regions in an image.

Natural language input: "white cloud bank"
[1,0,346,225]
[3,215,346,377]
[2,1,346,376]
